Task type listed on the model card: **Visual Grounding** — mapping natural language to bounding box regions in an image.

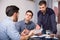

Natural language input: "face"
[25,12,32,21]
[13,12,19,22]
[39,4,46,13]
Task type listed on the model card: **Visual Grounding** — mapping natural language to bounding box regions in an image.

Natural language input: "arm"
[50,10,57,34]
[37,11,42,27]
[15,22,21,33]
[21,30,34,40]
[21,29,30,36]
[7,23,20,40]
[20,34,30,40]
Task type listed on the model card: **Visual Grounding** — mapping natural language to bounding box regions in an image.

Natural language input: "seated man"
[16,10,41,40]
[0,5,20,40]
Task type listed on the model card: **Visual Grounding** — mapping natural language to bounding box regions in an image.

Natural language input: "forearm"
[21,35,30,40]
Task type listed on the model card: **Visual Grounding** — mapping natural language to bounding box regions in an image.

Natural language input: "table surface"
[29,34,59,40]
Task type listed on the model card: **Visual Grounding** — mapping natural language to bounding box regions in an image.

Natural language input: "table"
[28,34,59,40]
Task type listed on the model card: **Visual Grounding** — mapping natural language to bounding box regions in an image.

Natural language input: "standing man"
[37,1,57,37]
[0,5,20,40]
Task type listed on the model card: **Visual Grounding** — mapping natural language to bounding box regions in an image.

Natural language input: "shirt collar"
[23,19,31,25]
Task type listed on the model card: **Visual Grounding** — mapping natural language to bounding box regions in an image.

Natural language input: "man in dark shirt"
[37,1,57,37]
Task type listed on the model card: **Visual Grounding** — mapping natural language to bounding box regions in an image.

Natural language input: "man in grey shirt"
[16,10,40,40]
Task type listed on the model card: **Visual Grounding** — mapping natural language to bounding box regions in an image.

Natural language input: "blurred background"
[0,0,60,39]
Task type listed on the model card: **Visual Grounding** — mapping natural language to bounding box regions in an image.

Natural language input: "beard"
[13,17,18,22]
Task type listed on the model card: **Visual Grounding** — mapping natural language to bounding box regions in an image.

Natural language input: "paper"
[34,28,43,34]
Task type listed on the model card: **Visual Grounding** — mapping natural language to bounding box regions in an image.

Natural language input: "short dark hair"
[6,5,19,17]
[26,10,33,16]
[39,1,46,6]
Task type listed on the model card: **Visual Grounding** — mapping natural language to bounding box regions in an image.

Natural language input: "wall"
[34,0,41,23]
[0,0,36,22]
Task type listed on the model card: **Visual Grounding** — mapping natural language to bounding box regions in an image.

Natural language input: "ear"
[13,12,17,16]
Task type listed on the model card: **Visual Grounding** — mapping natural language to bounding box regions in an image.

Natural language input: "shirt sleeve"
[6,23,20,40]
[50,10,57,34]
[37,11,42,26]
[32,22,36,29]
[15,22,22,34]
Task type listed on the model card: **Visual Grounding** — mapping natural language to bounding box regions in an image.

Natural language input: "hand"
[35,24,41,30]
[21,29,30,36]
[24,29,30,35]
[21,29,34,40]
[28,30,35,36]
[50,34,55,38]
[20,29,30,40]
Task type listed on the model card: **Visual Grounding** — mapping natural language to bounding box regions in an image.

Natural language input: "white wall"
[34,0,41,23]
[0,0,36,23]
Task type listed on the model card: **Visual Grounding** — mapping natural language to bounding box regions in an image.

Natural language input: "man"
[16,10,40,40]
[37,1,57,37]
[0,5,20,40]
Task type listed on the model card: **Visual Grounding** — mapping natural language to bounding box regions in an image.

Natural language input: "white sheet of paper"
[34,28,43,34]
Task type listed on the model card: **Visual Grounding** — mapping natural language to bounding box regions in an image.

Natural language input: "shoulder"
[30,21,34,24]
[16,20,24,24]
[30,21,36,26]
[47,7,54,13]
[29,21,36,29]
[1,19,14,26]
[47,7,55,15]
[0,23,6,31]
[37,11,42,17]
[15,20,24,27]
